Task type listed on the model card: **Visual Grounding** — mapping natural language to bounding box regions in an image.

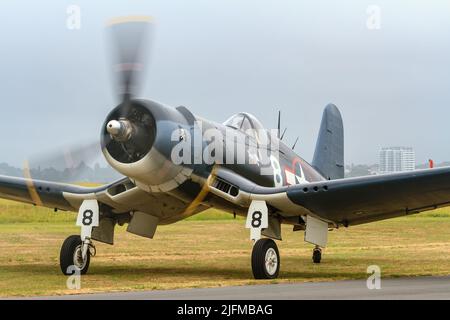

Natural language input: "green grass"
[1,199,450,297]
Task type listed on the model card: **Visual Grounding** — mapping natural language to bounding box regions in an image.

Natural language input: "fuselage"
[101,99,326,223]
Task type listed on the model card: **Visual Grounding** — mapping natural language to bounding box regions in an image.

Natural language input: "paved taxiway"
[26,276,450,299]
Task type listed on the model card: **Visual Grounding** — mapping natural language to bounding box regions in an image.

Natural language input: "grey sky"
[0,0,449,167]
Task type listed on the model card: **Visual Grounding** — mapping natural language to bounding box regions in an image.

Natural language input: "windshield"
[223,114,245,129]
[223,113,267,142]
[224,113,264,130]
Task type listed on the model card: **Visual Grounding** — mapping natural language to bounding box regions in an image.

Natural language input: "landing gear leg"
[246,201,280,279]
[312,246,322,264]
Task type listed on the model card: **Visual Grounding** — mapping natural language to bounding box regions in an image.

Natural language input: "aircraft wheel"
[251,238,280,279]
[60,235,90,275]
[312,247,322,264]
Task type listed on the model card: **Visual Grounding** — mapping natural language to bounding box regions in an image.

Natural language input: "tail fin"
[312,104,344,180]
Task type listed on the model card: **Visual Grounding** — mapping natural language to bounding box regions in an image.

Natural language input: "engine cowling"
[101,99,193,192]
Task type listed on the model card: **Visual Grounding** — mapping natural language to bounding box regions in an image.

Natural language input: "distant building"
[379,147,415,173]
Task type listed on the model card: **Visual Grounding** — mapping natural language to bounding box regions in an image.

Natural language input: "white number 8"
[270,155,283,187]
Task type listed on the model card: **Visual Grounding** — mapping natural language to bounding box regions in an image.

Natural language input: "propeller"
[23,16,155,184]
[108,16,154,116]
[23,141,109,183]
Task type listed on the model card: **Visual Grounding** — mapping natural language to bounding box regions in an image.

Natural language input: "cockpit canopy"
[223,113,266,142]
[223,112,264,131]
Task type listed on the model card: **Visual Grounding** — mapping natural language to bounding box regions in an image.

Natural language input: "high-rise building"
[379,147,415,173]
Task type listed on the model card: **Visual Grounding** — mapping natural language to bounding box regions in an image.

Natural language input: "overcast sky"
[0,0,449,167]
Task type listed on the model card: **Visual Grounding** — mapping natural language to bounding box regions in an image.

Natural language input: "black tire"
[251,238,280,279]
[312,248,322,264]
[60,235,90,275]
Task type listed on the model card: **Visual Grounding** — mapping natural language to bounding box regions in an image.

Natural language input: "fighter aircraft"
[1,17,450,280]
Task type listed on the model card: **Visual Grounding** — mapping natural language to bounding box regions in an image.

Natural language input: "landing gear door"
[76,200,100,240]
[304,215,328,248]
[246,200,268,241]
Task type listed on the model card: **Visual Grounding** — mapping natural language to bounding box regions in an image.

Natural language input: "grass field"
[1,198,450,297]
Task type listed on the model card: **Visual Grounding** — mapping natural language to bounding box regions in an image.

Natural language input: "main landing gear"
[60,200,99,275]
[246,200,280,279]
[251,238,280,279]
[246,200,329,279]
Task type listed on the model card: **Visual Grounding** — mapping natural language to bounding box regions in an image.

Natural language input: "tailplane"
[312,104,344,180]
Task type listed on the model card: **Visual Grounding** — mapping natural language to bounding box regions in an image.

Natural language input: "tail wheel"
[251,238,280,279]
[312,247,322,264]
[60,235,90,275]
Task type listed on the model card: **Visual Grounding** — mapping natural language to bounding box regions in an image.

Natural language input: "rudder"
[312,104,344,180]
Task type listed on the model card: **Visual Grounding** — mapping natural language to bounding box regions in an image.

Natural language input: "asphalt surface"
[25,276,450,300]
